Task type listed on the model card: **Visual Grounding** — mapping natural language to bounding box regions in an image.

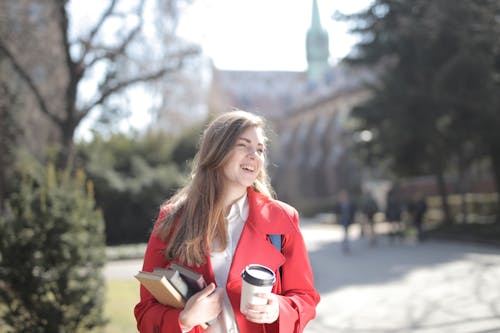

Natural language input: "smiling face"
[222,126,266,201]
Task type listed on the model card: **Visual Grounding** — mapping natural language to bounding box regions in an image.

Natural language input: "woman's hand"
[179,283,223,330]
[245,293,280,324]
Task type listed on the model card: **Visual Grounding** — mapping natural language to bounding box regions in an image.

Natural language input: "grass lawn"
[104,279,139,333]
[1,279,140,332]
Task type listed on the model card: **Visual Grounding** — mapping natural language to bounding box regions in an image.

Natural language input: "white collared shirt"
[207,193,248,333]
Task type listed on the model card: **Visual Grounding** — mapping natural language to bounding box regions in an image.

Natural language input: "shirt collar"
[226,192,249,223]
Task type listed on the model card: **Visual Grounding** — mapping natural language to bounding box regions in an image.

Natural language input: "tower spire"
[306,0,330,84]
[311,0,322,30]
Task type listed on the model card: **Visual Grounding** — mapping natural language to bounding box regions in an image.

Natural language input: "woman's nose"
[246,147,258,158]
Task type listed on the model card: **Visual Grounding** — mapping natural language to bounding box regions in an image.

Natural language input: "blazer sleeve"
[133,210,202,333]
[274,208,320,333]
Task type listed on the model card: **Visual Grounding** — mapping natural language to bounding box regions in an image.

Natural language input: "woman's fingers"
[245,293,279,323]
[198,282,216,298]
[182,283,223,328]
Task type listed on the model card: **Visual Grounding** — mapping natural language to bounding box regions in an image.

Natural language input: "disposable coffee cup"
[240,264,276,314]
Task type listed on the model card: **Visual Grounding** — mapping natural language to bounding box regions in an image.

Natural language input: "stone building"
[211,0,377,213]
[269,66,375,212]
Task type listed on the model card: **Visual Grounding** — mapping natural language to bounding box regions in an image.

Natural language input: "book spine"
[168,270,194,300]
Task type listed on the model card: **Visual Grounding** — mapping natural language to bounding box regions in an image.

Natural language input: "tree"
[0,0,199,166]
[0,159,106,332]
[339,0,500,223]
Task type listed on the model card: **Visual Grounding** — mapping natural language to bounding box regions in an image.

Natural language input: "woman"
[134,110,320,333]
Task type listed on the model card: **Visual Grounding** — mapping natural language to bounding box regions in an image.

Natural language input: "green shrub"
[0,162,106,332]
[427,192,498,223]
[76,131,200,244]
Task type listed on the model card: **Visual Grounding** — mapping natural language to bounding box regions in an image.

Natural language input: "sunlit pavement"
[105,218,500,333]
[301,218,500,333]
[104,258,143,280]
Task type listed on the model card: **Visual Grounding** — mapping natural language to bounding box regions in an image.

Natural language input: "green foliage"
[0,158,107,333]
[171,124,203,174]
[427,193,499,222]
[338,0,500,223]
[76,129,201,244]
[342,0,499,178]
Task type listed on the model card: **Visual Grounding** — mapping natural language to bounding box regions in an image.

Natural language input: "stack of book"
[135,263,210,328]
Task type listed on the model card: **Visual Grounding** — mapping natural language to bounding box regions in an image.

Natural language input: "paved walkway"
[105,219,500,333]
[301,220,500,333]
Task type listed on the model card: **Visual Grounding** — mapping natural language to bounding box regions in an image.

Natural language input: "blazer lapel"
[225,189,290,307]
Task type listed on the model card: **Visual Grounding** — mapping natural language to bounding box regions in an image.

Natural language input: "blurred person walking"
[408,192,427,243]
[335,190,357,253]
[134,110,320,333]
[385,186,404,243]
[360,191,379,246]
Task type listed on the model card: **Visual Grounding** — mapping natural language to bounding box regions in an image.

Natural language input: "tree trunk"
[489,146,500,223]
[457,153,469,224]
[56,118,77,169]
[435,170,453,225]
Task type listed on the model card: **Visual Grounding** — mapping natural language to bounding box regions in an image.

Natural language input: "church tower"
[306,0,330,83]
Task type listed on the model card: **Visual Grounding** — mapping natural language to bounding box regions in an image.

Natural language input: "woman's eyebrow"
[238,137,264,146]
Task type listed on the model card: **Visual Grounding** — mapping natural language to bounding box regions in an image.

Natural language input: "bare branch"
[83,50,110,70]
[84,15,144,73]
[55,0,74,69]
[77,55,193,123]
[113,13,144,57]
[79,0,146,67]
[0,40,62,126]
[78,0,118,64]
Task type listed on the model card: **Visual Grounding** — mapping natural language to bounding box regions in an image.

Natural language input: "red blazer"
[134,188,320,333]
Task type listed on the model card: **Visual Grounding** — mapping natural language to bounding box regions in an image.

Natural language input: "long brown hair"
[157,110,274,266]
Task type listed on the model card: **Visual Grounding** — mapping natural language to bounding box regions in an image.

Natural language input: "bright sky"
[176,0,372,71]
[73,0,372,139]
